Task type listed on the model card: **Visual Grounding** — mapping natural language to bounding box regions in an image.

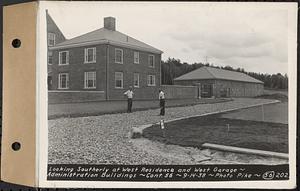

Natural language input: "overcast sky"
[43,2,294,75]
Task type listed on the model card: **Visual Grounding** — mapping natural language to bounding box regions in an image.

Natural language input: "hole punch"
[12,142,21,151]
[12,39,21,48]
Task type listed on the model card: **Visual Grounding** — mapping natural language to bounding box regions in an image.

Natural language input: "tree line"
[161,58,288,90]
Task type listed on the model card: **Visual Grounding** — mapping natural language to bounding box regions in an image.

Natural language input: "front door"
[201,84,213,98]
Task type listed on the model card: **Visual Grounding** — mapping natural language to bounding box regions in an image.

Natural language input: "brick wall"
[50,44,162,101]
[161,85,197,99]
[174,79,264,97]
[215,80,263,97]
[46,12,66,45]
[51,44,107,92]
[107,45,161,100]
[47,11,66,77]
[48,91,105,104]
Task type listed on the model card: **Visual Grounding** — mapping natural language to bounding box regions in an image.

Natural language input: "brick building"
[48,16,163,101]
[174,66,264,98]
[46,10,66,89]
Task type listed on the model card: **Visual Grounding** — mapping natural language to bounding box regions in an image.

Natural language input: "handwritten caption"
[47,164,289,181]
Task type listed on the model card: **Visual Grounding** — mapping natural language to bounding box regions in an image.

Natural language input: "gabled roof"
[50,27,163,54]
[174,66,264,84]
[46,10,66,43]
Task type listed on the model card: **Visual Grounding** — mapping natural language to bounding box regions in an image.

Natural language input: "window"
[115,72,123,88]
[59,51,69,65]
[149,55,155,68]
[58,73,69,89]
[84,71,96,89]
[147,75,156,86]
[48,33,55,46]
[133,73,139,88]
[84,47,96,63]
[134,51,139,64]
[115,48,123,64]
[48,51,53,65]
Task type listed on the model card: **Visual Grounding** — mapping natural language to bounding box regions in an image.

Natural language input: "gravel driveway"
[48,98,279,164]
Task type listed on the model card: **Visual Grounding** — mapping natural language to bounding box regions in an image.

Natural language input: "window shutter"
[66,51,69,64]
[59,52,61,65]
[84,72,86,88]
[93,48,96,62]
[66,74,68,88]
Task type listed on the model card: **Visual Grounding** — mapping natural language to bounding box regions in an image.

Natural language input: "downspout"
[106,44,109,100]
[159,54,162,87]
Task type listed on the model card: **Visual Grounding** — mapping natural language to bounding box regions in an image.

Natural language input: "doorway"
[201,84,213,98]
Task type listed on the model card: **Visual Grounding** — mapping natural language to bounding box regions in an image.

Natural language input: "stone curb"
[202,143,289,159]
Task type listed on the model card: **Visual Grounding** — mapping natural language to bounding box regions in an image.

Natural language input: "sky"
[43,1,295,75]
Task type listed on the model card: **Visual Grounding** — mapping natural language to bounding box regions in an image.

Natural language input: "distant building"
[174,66,264,98]
[48,16,163,101]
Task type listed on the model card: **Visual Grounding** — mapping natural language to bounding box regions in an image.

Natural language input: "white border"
[37,1,297,188]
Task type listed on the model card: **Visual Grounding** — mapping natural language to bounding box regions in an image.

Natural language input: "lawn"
[221,102,288,124]
[142,114,288,153]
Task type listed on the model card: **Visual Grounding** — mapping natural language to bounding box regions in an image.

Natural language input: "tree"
[160,57,288,90]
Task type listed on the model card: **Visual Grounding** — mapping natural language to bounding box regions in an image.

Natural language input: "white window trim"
[84,71,96,89]
[84,47,96,64]
[48,33,56,46]
[59,51,69,65]
[115,48,123,64]
[147,75,156,86]
[48,51,53,65]
[134,51,139,64]
[148,55,155,68]
[115,72,124,89]
[58,73,69,89]
[133,73,139,88]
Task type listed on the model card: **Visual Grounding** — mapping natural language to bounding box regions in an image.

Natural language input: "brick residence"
[46,10,66,89]
[48,15,163,101]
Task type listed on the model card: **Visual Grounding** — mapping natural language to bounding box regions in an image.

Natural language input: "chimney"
[104,17,116,31]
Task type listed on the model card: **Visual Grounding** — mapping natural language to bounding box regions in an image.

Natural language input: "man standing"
[159,89,165,116]
[124,86,134,113]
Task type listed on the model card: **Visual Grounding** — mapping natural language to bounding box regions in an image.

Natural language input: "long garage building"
[174,66,264,98]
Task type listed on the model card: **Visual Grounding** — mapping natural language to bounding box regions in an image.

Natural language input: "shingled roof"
[174,66,264,84]
[50,18,163,54]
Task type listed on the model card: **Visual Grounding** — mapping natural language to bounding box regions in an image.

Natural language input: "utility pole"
[205,56,208,64]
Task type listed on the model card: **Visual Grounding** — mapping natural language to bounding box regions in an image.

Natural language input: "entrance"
[201,84,213,98]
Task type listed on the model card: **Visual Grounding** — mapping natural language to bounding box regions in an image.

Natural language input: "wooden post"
[160,119,165,138]
[262,104,265,121]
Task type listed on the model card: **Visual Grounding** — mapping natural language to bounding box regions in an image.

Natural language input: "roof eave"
[49,39,163,54]
[174,78,264,84]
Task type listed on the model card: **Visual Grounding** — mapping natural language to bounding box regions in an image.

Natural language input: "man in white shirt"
[159,89,165,116]
[124,86,134,113]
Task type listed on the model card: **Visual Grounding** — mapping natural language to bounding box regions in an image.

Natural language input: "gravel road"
[48,98,280,164]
